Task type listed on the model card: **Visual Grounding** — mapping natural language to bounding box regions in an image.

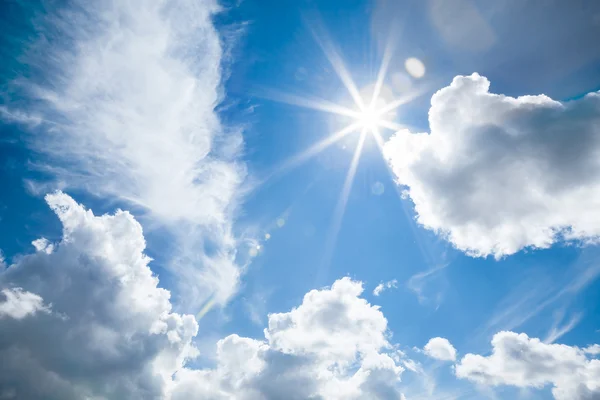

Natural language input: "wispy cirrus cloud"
[373,279,398,296]
[3,0,246,307]
[475,250,600,347]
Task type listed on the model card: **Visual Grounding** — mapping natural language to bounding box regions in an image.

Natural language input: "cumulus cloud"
[585,344,600,356]
[423,337,456,362]
[384,73,600,257]
[0,288,50,320]
[455,331,600,399]
[373,279,398,296]
[172,277,407,400]
[3,0,245,306]
[0,193,407,399]
[31,238,54,254]
[0,192,200,399]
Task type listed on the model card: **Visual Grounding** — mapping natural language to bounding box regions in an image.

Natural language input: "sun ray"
[252,86,361,119]
[370,36,395,109]
[370,128,439,278]
[376,87,427,116]
[371,129,386,152]
[320,43,365,110]
[306,20,366,110]
[377,91,422,115]
[315,129,367,285]
[263,122,362,184]
[376,119,408,132]
[337,130,367,217]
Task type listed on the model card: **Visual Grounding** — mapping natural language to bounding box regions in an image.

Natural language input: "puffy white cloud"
[172,277,407,400]
[3,0,245,306]
[31,238,54,254]
[373,279,398,296]
[0,192,199,399]
[423,337,456,362]
[384,74,600,257]
[0,193,407,399]
[455,331,600,399]
[266,278,389,362]
[585,344,600,356]
[0,288,50,320]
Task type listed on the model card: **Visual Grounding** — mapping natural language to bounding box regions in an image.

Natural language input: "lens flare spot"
[405,57,425,79]
[371,181,385,195]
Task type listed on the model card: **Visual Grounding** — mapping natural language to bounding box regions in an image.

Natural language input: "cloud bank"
[0,193,406,399]
[5,0,245,306]
[384,74,600,257]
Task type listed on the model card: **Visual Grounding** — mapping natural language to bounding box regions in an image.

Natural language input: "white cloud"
[4,0,245,307]
[585,344,600,356]
[172,277,407,400]
[0,192,199,399]
[0,106,42,127]
[423,337,456,362]
[373,279,398,296]
[406,264,447,307]
[384,73,600,258]
[0,288,50,320]
[31,238,54,254]
[477,255,600,345]
[544,310,583,344]
[455,331,600,399]
[0,192,407,399]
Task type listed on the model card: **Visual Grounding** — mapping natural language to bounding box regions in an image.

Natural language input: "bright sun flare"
[257,26,426,278]
[357,107,380,131]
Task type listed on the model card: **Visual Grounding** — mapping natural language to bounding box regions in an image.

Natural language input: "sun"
[357,107,381,132]
[262,47,420,178]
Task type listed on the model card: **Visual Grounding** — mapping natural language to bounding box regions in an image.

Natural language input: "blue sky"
[1,0,600,399]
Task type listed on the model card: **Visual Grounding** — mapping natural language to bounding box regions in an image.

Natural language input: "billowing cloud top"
[384,74,600,257]
[175,277,406,399]
[0,192,199,399]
